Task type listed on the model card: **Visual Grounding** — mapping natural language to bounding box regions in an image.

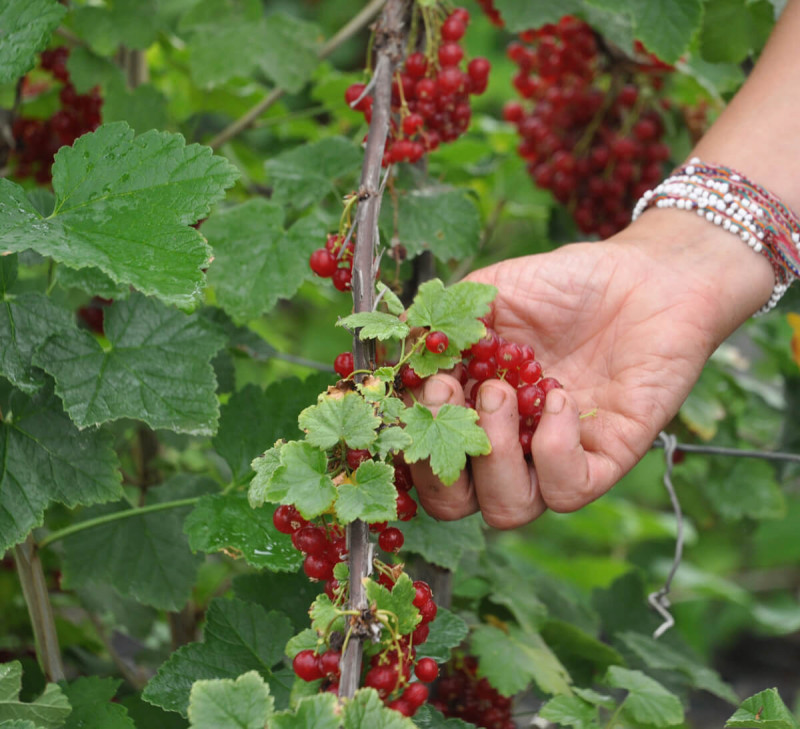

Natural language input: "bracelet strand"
[632,158,800,313]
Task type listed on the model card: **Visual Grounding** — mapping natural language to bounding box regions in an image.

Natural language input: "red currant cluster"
[433,657,513,729]
[399,325,562,455]
[308,232,355,292]
[12,47,103,184]
[502,16,672,238]
[345,7,490,166]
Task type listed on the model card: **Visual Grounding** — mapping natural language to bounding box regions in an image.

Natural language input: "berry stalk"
[340,0,413,700]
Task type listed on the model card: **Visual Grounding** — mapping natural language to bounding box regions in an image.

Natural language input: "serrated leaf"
[270,693,340,729]
[1,257,75,392]
[604,666,684,727]
[539,695,599,729]
[298,393,380,451]
[284,630,319,660]
[700,0,774,63]
[55,265,129,299]
[702,458,785,521]
[61,480,204,611]
[491,0,581,30]
[103,77,169,134]
[401,404,491,485]
[214,376,329,483]
[726,688,800,728]
[249,446,285,508]
[400,508,484,572]
[406,280,495,351]
[205,200,324,322]
[71,0,160,54]
[35,293,225,434]
[234,572,321,633]
[65,46,121,94]
[259,13,321,93]
[618,632,738,704]
[143,598,294,717]
[406,350,460,379]
[0,384,121,553]
[338,312,410,342]
[471,625,572,697]
[60,677,134,729]
[0,123,238,307]
[335,461,397,524]
[309,594,344,636]
[0,662,70,729]
[626,0,703,63]
[343,689,417,729]
[390,188,481,261]
[269,441,338,520]
[373,427,412,458]
[264,137,362,210]
[0,0,66,84]
[0,720,40,729]
[412,705,478,728]
[187,671,273,729]
[541,620,623,673]
[184,492,302,571]
[416,608,469,663]
[365,573,420,635]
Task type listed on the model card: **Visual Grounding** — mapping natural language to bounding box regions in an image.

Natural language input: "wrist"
[612,207,775,343]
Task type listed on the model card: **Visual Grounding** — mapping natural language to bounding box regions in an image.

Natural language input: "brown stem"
[340,0,412,701]
[13,535,65,682]
[116,47,149,89]
[87,612,148,689]
[209,0,388,150]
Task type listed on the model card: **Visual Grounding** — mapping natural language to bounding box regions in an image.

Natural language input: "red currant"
[378,527,404,553]
[333,352,354,378]
[425,330,449,354]
[415,657,439,683]
[293,649,322,681]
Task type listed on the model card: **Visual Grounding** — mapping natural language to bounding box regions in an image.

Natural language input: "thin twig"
[651,439,800,464]
[340,0,411,701]
[87,612,148,689]
[209,0,387,150]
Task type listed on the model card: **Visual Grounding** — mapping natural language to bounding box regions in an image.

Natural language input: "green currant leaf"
[269,441,337,520]
[284,630,319,660]
[400,508,484,572]
[0,123,238,308]
[342,689,417,729]
[143,598,294,717]
[416,607,469,663]
[0,720,41,729]
[0,384,121,553]
[617,631,738,704]
[102,77,169,135]
[471,625,572,697]
[205,200,325,323]
[298,392,381,451]
[259,12,321,93]
[625,0,703,64]
[61,476,208,611]
[491,0,582,31]
[337,312,410,342]
[1,255,75,393]
[309,594,344,637]
[249,446,285,508]
[0,0,66,84]
[264,137,362,210]
[400,403,491,485]
[373,426,412,458]
[335,460,397,524]
[538,695,599,729]
[365,573,420,636]
[270,694,340,729]
[604,666,684,727]
[34,293,225,434]
[59,677,134,729]
[71,0,161,54]
[412,705,478,728]
[214,375,330,484]
[726,688,800,728]
[187,672,273,729]
[184,493,302,572]
[234,573,321,634]
[376,283,404,316]
[406,279,495,351]
[407,350,460,379]
[0,662,70,729]
[55,264,129,299]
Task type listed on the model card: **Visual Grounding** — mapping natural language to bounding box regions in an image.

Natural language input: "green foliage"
[187,671,273,729]
[0,0,65,84]
[0,663,70,729]
[59,677,134,729]
[726,688,800,728]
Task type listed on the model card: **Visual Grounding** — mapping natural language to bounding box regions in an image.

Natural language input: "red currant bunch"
[476,0,504,27]
[309,232,355,292]
[345,7,491,166]
[12,46,103,184]
[503,16,672,238]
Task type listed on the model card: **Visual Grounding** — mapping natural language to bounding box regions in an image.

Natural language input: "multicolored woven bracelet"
[632,157,800,313]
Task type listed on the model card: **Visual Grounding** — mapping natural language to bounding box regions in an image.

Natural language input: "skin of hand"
[408,211,774,529]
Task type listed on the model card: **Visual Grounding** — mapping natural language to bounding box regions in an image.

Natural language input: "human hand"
[408,212,773,528]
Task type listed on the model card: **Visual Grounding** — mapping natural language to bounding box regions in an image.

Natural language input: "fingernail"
[477,384,505,413]
[422,377,454,406]
[545,390,565,415]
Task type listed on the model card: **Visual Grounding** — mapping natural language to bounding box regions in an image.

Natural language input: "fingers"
[470,380,546,529]
[531,389,619,512]
[408,375,479,521]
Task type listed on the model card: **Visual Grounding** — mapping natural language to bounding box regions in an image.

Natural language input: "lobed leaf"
[335,460,398,524]
[0,662,70,729]
[604,666,684,727]
[187,672,273,729]
[298,392,381,451]
[0,0,66,84]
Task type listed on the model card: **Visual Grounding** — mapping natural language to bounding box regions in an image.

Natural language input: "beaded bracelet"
[631,158,800,313]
